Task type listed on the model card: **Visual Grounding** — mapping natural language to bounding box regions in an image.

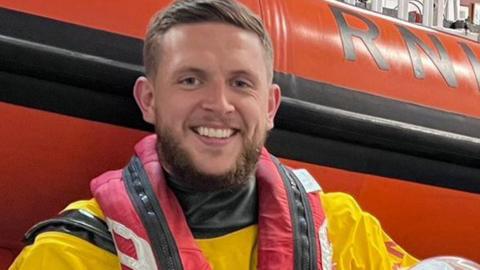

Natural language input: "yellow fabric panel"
[10,193,419,270]
[195,225,258,270]
[9,231,120,270]
[321,192,418,270]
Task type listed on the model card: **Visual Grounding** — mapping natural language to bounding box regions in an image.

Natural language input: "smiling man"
[10,0,458,270]
[136,21,280,191]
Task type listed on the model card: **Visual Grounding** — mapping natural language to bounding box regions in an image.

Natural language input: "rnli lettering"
[460,42,480,90]
[329,4,480,91]
[330,5,390,71]
[397,25,458,88]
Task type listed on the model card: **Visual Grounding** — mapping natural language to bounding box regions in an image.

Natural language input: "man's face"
[135,22,280,190]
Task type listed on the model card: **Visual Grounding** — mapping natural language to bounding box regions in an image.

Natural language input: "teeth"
[196,127,234,139]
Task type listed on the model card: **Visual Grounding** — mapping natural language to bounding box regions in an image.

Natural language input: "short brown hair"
[143,0,274,81]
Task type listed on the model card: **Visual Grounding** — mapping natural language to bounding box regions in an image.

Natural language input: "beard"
[155,126,266,192]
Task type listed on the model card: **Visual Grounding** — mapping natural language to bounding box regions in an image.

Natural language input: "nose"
[201,82,235,115]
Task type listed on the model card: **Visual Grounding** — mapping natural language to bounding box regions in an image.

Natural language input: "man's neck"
[166,172,258,239]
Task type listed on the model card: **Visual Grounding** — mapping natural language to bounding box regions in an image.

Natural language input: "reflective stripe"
[319,219,333,270]
[106,218,157,270]
[292,168,322,193]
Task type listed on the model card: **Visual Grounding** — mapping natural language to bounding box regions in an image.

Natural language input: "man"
[8,0,432,269]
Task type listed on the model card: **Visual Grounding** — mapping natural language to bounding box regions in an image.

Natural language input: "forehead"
[158,22,268,74]
[162,22,263,48]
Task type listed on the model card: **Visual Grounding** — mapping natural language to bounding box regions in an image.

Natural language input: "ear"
[133,76,156,124]
[266,83,281,130]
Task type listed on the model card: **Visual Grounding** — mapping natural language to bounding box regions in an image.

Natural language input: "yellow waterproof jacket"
[10,192,417,270]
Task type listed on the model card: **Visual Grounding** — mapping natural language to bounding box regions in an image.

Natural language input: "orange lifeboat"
[0,0,479,268]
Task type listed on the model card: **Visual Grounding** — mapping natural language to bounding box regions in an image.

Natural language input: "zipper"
[274,156,317,270]
[288,170,318,270]
[124,156,183,270]
[278,162,303,270]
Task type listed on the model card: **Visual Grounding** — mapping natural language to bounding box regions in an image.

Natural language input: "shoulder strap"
[24,209,116,254]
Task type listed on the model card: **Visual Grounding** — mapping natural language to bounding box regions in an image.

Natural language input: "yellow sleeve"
[9,199,120,270]
[9,231,120,270]
[321,192,418,270]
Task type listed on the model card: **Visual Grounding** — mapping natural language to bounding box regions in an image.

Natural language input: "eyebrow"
[172,67,208,79]
[171,66,261,83]
[229,69,260,82]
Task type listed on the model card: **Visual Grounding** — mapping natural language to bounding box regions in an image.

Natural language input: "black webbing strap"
[24,209,116,254]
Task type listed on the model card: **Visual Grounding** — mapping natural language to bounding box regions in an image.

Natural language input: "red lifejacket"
[91,135,331,270]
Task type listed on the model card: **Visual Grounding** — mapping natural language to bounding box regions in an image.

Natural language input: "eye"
[231,79,252,89]
[179,77,201,89]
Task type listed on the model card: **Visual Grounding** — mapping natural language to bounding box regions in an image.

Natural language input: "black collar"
[166,173,258,239]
